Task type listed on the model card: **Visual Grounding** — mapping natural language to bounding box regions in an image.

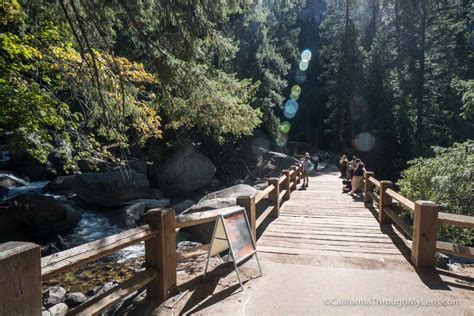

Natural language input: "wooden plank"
[278,175,286,185]
[263,229,395,239]
[0,242,42,315]
[384,207,413,238]
[438,212,474,229]
[41,225,156,280]
[258,240,402,253]
[175,206,242,228]
[145,209,176,301]
[255,184,275,204]
[256,205,275,228]
[261,233,402,246]
[367,191,379,204]
[386,188,415,211]
[411,201,438,268]
[258,245,404,257]
[379,181,393,224]
[72,268,157,316]
[177,244,210,262]
[368,176,380,188]
[279,190,288,202]
[436,241,474,260]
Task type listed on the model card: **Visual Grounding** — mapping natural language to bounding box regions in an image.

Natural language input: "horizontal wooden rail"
[175,206,242,229]
[255,184,275,204]
[364,169,474,269]
[436,241,474,260]
[41,225,157,280]
[438,212,474,229]
[256,205,275,229]
[2,164,304,314]
[368,176,380,188]
[278,175,286,185]
[386,188,415,211]
[367,191,379,204]
[71,268,158,315]
[384,207,413,238]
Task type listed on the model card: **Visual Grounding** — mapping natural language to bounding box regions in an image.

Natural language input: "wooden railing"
[0,163,303,315]
[363,171,474,268]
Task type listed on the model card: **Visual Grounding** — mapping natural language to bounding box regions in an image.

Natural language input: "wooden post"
[411,201,438,268]
[364,171,375,203]
[237,195,257,239]
[296,163,302,184]
[0,242,42,315]
[378,181,393,224]
[290,165,297,191]
[282,170,291,200]
[268,177,280,218]
[145,209,177,301]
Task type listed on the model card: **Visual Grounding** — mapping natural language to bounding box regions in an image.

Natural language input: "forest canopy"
[0,0,473,180]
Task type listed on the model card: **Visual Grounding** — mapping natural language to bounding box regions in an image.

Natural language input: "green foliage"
[397,141,474,245]
[452,78,474,120]
[0,2,162,171]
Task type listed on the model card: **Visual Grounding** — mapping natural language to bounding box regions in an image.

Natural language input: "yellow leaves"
[132,103,163,145]
[114,56,158,84]
[0,0,21,26]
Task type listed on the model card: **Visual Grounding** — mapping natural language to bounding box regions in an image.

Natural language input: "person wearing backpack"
[301,152,314,190]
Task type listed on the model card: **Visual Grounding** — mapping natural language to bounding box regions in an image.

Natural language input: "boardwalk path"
[145,165,473,315]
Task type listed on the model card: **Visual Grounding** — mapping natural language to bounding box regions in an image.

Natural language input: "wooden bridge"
[1,164,473,315]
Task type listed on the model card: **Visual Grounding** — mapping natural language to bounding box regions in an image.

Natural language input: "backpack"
[307,160,315,172]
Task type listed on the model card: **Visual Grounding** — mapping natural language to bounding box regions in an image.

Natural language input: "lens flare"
[284,108,296,119]
[284,99,298,113]
[291,85,301,96]
[276,133,288,147]
[295,70,307,84]
[352,133,377,152]
[299,60,309,71]
[290,91,300,100]
[279,121,291,134]
[301,49,312,62]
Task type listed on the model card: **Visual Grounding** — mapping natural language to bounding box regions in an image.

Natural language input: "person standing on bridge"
[301,152,314,190]
[348,159,365,196]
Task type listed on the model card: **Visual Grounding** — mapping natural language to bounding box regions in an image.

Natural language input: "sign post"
[204,208,262,290]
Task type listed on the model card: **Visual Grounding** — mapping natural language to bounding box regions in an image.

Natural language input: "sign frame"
[203,207,262,290]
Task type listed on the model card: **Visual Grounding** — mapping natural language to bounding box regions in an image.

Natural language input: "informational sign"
[204,208,262,290]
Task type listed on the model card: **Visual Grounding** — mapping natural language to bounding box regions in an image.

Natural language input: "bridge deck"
[137,166,473,315]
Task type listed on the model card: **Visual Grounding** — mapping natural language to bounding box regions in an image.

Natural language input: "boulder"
[156,146,216,194]
[0,172,27,190]
[127,159,147,176]
[9,150,53,180]
[48,303,68,316]
[172,199,194,214]
[148,189,165,200]
[252,151,300,179]
[199,184,258,202]
[65,292,87,308]
[125,199,170,210]
[183,185,260,242]
[1,194,82,237]
[123,203,146,220]
[42,311,52,316]
[244,131,271,168]
[77,157,108,173]
[49,175,75,192]
[45,286,66,307]
[72,170,150,207]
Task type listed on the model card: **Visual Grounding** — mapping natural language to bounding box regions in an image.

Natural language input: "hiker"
[348,159,365,196]
[339,154,348,178]
[301,152,314,189]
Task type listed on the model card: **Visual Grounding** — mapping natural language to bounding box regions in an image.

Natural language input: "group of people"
[339,155,366,196]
